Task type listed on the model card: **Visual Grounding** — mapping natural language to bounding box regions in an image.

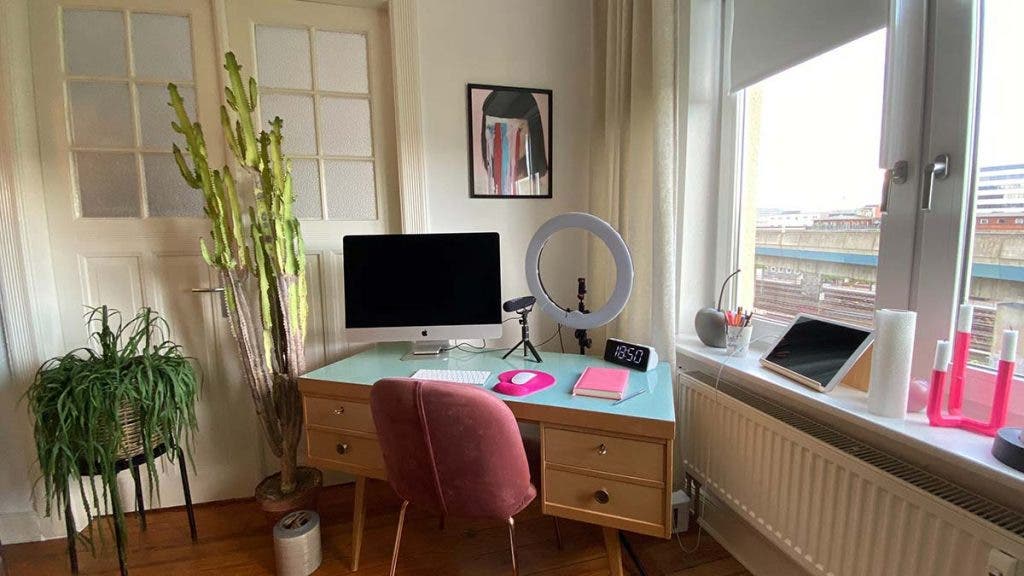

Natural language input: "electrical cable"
[677,333,780,557]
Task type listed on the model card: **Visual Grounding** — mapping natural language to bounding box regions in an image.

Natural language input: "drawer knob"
[333,406,345,415]
[336,443,350,455]
[594,489,610,504]
[597,443,608,456]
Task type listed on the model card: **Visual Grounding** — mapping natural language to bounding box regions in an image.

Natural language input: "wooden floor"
[1,481,751,576]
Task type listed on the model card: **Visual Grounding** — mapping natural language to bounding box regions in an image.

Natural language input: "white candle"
[1001,330,1018,362]
[933,340,951,371]
[957,304,974,333]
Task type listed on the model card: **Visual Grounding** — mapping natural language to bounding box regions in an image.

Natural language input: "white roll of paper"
[274,510,322,576]
[868,309,917,418]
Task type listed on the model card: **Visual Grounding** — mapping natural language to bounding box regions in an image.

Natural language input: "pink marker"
[948,304,973,415]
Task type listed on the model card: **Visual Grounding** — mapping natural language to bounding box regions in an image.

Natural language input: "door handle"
[921,154,950,212]
[191,287,228,317]
[880,160,908,214]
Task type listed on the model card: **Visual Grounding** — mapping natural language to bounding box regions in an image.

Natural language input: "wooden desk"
[298,343,675,575]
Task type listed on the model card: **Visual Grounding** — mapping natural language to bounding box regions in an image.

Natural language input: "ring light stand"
[524,212,644,575]
[525,212,634,332]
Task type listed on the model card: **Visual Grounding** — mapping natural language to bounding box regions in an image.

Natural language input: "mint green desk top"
[302,343,675,430]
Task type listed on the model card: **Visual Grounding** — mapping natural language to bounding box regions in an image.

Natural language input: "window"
[737,30,887,328]
[713,0,1024,420]
[960,0,1024,375]
[62,8,201,218]
[254,25,378,221]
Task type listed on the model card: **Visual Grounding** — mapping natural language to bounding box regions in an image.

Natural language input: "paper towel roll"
[868,309,917,418]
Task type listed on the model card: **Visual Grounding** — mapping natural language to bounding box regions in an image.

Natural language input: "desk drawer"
[544,427,664,482]
[307,429,385,475]
[305,396,375,434]
[544,467,665,536]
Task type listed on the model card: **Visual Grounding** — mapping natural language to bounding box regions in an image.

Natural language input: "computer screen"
[343,233,502,330]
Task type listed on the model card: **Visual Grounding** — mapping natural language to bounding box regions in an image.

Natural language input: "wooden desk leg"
[602,527,624,576]
[351,476,368,572]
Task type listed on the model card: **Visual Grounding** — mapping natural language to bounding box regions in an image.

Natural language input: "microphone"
[503,295,536,313]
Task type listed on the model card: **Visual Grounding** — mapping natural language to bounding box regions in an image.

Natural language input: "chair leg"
[63,483,78,575]
[507,517,519,576]
[177,448,197,542]
[110,481,127,576]
[553,516,563,550]
[388,501,409,576]
[130,463,146,531]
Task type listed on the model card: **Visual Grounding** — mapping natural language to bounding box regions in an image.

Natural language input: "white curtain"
[588,0,680,482]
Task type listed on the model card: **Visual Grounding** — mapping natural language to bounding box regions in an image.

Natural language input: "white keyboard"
[410,369,491,385]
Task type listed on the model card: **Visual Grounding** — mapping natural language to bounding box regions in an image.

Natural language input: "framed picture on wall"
[467,83,553,198]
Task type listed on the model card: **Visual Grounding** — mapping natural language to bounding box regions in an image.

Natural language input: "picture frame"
[466,83,553,199]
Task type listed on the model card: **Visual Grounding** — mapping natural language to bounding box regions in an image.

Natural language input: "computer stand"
[410,340,450,356]
[502,307,542,363]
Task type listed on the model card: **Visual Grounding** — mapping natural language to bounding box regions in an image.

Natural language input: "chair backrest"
[370,378,535,520]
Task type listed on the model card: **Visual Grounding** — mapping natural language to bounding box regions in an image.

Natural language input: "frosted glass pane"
[131,13,193,80]
[319,97,372,157]
[290,159,322,219]
[63,9,127,77]
[144,154,203,217]
[139,84,194,149]
[261,93,316,155]
[316,31,368,93]
[68,82,133,147]
[75,152,140,217]
[255,26,311,89]
[324,160,376,220]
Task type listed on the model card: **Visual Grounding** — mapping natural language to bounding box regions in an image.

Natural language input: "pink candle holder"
[927,312,1017,437]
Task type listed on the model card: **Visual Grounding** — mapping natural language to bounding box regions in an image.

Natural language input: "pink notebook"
[572,367,630,400]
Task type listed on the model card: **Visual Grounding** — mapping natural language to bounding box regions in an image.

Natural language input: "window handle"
[921,154,950,212]
[880,160,908,214]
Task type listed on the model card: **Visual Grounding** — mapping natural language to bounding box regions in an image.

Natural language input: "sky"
[748,0,1023,213]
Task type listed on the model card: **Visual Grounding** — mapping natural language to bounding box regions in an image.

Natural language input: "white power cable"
[677,334,780,556]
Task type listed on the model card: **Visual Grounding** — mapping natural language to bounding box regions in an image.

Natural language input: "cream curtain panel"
[588,0,680,482]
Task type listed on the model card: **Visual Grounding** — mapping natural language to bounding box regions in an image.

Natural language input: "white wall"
[416,0,594,348]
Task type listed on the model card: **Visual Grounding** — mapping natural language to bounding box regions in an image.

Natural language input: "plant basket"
[113,401,164,462]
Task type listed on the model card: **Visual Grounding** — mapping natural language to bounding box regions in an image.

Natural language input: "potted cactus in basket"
[168,52,320,515]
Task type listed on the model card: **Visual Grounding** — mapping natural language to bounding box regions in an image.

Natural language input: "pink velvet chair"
[370,378,537,576]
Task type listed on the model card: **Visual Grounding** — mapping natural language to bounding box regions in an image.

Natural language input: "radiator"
[680,371,1024,576]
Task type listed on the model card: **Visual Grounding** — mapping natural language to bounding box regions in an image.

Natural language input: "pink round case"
[493,369,556,396]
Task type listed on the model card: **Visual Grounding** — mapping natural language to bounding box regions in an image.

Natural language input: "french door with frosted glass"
[28,0,399,506]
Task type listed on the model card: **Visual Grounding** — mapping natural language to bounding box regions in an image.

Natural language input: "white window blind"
[729,0,888,93]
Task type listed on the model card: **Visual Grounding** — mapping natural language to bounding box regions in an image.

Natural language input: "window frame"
[713,0,925,341]
[703,0,1023,421]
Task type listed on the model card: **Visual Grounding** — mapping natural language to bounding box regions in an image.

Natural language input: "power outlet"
[670,490,691,534]
[987,549,1021,576]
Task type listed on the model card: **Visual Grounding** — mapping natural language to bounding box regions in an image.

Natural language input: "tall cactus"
[168,52,308,495]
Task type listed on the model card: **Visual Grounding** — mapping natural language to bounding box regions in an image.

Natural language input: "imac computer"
[342,232,503,355]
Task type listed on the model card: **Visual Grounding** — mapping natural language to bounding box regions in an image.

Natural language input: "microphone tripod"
[503,304,542,363]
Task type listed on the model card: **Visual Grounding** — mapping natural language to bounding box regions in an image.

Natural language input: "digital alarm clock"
[603,338,658,372]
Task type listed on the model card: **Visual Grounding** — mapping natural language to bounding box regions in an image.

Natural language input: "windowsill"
[675,333,1024,500]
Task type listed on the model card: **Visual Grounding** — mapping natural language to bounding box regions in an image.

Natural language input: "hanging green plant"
[26,306,200,555]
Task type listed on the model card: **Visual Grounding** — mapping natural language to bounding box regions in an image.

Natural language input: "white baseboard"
[0,510,71,544]
[696,492,809,576]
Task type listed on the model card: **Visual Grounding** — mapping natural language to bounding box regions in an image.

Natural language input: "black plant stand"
[64,443,197,575]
